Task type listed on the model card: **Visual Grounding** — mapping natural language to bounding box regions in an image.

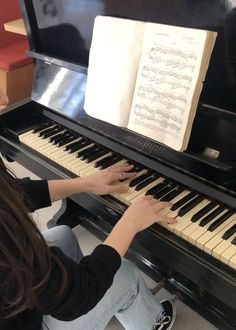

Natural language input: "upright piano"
[0,1,235,329]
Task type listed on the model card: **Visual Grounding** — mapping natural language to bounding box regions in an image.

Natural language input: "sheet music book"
[84,16,217,151]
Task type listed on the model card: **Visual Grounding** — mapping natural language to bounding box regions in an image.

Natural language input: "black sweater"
[0,178,121,330]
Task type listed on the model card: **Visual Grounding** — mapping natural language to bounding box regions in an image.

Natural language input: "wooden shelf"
[4,18,26,36]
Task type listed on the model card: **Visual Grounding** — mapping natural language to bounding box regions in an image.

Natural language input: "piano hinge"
[202,147,220,159]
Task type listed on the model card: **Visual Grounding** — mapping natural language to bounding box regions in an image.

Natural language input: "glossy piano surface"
[21,0,236,114]
[15,114,236,273]
[30,60,236,197]
[0,1,235,329]
[20,0,236,166]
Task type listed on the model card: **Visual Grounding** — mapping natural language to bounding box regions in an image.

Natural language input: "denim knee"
[43,225,73,243]
[42,225,80,257]
[115,259,140,290]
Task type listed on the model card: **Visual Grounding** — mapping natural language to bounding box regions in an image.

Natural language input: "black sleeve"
[15,177,51,212]
[40,245,121,321]
[0,157,51,211]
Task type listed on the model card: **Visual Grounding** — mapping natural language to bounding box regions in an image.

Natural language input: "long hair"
[0,159,67,319]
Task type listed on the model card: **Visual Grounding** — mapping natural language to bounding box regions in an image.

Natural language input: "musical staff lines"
[128,26,203,142]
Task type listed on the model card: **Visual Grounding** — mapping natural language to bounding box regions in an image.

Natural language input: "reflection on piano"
[0,1,236,329]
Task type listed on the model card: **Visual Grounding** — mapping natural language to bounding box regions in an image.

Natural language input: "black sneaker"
[153,299,176,330]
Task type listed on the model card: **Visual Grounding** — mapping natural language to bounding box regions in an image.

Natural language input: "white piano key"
[195,212,233,250]
[18,129,35,139]
[229,253,236,269]
[79,153,113,176]
[128,177,165,203]
[180,200,211,240]
[216,242,234,262]
[115,169,149,202]
[220,244,236,264]
[171,200,209,236]
[201,218,236,255]
[48,139,81,161]
[18,127,236,271]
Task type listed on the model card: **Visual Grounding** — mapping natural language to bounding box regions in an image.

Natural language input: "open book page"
[84,16,145,127]
[127,23,215,151]
[180,32,217,151]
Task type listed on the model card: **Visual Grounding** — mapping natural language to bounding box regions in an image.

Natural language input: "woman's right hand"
[120,195,177,234]
[104,195,177,257]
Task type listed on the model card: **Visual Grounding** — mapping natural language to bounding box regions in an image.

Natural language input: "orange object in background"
[0,0,34,106]
[0,86,8,110]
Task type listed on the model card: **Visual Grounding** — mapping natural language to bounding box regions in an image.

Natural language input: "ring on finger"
[119,172,124,180]
[151,197,159,204]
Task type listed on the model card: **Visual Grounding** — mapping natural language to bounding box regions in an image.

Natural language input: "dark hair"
[0,159,67,319]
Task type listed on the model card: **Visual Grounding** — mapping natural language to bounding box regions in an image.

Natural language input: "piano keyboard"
[19,121,236,270]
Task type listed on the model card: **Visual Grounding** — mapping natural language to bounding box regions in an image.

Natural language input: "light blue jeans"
[42,225,163,330]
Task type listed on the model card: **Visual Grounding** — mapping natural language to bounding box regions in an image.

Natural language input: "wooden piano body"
[0,1,236,329]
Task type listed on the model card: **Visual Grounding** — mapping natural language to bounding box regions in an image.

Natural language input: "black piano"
[0,1,236,329]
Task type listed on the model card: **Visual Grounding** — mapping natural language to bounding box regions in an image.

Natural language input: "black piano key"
[102,155,125,169]
[51,132,70,144]
[232,237,236,245]
[49,129,70,143]
[33,122,52,133]
[94,154,113,168]
[160,185,185,202]
[76,145,96,158]
[129,170,153,187]
[85,149,109,163]
[153,181,179,199]
[65,139,90,153]
[63,134,81,145]
[170,191,197,211]
[208,210,235,232]
[135,173,160,191]
[178,195,205,217]
[126,161,143,173]
[199,205,226,227]
[96,154,123,169]
[50,133,66,143]
[145,179,169,196]
[222,224,236,240]
[95,154,115,168]
[68,141,91,154]
[38,125,57,137]
[76,143,94,154]
[191,201,217,222]
[41,127,64,139]
[57,135,77,147]
[64,140,79,151]
[80,146,102,160]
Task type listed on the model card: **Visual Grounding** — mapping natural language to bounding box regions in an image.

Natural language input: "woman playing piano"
[0,86,176,329]
[0,156,176,330]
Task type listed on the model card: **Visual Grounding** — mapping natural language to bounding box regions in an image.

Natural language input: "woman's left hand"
[80,163,137,195]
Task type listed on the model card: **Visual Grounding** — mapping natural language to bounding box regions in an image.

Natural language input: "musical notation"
[137,85,187,107]
[134,104,183,126]
[149,45,196,72]
[133,118,180,137]
[133,103,181,137]
[141,66,193,84]
[149,44,198,61]
[128,27,204,144]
